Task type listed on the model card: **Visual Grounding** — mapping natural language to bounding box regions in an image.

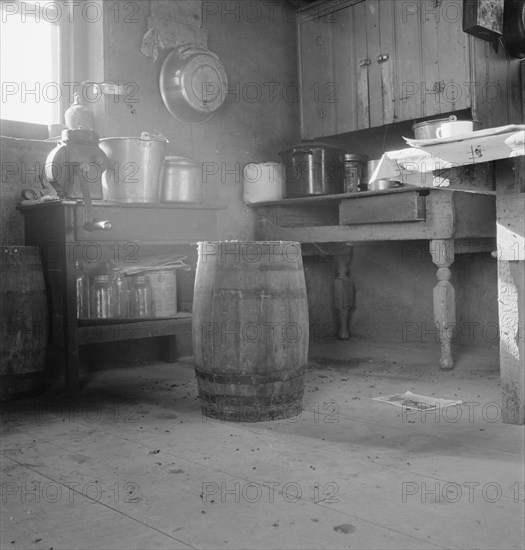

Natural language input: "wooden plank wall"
[469,35,523,127]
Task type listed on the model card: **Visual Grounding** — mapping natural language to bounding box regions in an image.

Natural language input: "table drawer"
[339,191,427,225]
[73,205,217,242]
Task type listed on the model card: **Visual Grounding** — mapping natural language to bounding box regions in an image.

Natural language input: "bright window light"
[1,1,61,125]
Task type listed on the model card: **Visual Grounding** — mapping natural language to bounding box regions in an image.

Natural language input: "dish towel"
[370,125,525,189]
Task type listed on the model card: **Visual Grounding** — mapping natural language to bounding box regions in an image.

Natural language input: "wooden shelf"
[78,315,192,346]
[248,187,432,207]
[18,199,227,211]
[19,201,219,392]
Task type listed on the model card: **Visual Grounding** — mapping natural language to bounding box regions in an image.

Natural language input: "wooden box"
[463,0,504,41]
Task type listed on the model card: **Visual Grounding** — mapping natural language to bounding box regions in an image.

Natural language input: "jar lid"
[94,275,110,282]
[344,153,368,162]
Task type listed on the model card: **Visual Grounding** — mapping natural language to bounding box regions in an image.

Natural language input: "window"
[1,1,62,126]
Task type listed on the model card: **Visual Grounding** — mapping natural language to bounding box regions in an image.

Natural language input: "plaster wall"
[100,0,301,241]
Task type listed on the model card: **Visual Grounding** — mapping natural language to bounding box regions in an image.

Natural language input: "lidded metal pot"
[279,142,346,198]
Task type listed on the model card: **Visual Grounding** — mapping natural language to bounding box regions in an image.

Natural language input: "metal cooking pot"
[99,132,169,203]
[160,156,204,203]
[279,142,345,198]
[160,45,228,124]
[367,179,401,191]
[412,116,458,140]
[413,116,483,139]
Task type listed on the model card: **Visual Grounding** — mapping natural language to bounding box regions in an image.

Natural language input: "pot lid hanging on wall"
[159,45,228,124]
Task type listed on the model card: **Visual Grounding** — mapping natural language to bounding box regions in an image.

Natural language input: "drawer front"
[73,206,217,243]
[339,192,427,225]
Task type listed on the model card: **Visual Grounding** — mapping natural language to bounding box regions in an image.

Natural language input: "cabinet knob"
[377,54,389,63]
[359,58,371,67]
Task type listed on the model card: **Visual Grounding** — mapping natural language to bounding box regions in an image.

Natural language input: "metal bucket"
[100,132,169,203]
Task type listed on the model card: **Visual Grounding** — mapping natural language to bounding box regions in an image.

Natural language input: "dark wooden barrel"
[0,246,48,401]
[192,241,309,421]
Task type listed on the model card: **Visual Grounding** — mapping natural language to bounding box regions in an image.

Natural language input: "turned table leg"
[334,250,353,340]
[430,239,456,370]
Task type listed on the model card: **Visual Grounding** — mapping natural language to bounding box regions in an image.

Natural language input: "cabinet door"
[332,1,370,132]
[394,0,470,121]
[298,0,472,138]
[393,1,424,121]
[298,15,337,138]
[434,0,471,114]
[366,0,396,127]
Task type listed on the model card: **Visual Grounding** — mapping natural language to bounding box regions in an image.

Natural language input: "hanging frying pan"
[502,0,525,59]
[159,45,228,124]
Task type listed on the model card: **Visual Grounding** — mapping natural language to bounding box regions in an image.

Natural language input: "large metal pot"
[160,45,228,124]
[279,142,345,198]
[100,132,169,203]
[160,156,204,203]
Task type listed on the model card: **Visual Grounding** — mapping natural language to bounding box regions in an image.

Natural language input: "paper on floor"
[372,390,462,411]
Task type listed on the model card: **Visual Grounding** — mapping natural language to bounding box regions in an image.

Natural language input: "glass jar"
[74,261,89,319]
[91,275,114,319]
[112,270,129,319]
[129,275,152,318]
[344,154,368,193]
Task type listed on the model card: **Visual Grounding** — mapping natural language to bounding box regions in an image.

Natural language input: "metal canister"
[343,154,368,193]
[160,156,203,203]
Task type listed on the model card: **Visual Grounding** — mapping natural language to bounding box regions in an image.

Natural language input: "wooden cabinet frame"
[297,0,522,138]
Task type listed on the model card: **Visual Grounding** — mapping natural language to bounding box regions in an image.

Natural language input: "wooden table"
[250,187,496,372]
[19,200,223,391]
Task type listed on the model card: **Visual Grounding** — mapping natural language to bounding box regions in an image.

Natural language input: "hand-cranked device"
[44,129,112,232]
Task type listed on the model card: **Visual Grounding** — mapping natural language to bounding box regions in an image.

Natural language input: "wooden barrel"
[192,241,309,421]
[0,246,48,401]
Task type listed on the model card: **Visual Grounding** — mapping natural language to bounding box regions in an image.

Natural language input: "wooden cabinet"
[19,200,223,391]
[298,0,521,139]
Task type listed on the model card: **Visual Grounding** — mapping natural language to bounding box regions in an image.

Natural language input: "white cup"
[436,120,474,139]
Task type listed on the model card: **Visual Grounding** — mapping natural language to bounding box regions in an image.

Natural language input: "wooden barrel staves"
[192,241,309,422]
[0,246,48,401]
